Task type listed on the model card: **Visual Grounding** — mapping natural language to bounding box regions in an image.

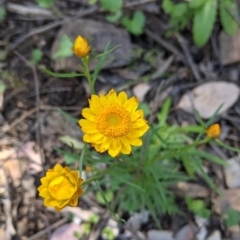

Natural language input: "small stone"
[174,224,198,240]
[126,210,149,231]
[206,230,221,240]
[224,156,240,188]
[51,19,132,71]
[147,230,174,240]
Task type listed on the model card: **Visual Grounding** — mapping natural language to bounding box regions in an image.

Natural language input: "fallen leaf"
[17,142,42,174]
[216,189,240,213]
[4,159,22,187]
[0,148,23,187]
[133,83,151,102]
[22,174,36,204]
[171,182,209,198]
[177,82,239,119]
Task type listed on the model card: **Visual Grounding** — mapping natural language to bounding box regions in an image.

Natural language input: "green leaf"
[139,102,150,116]
[59,135,84,149]
[57,108,78,123]
[30,49,43,65]
[106,10,122,23]
[220,0,239,36]
[189,0,208,9]
[121,11,145,35]
[171,3,188,18]
[186,197,211,218]
[92,42,111,85]
[0,81,6,93]
[193,0,217,47]
[101,0,123,12]
[226,209,240,227]
[52,35,73,59]
[0,6,6,22]
[157,97,172,127]
[35,0,55,8]
[64,152,78,164]
[162,0,174,14]
[96,189,114,204]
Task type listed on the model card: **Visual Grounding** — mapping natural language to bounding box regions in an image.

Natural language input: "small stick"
[145,28,183,58]
[175,34,201,81]
[27,217,68,240]
[0,108,36,136]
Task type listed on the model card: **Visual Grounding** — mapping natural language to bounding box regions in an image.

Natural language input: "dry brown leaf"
[4,159,22,187]
[0,148,22,187]
[17,142,43,174]
[177,81,239,119]
[133,83,151,102]
[216,189,240,213]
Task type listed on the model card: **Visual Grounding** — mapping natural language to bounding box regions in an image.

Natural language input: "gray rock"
[51,19,132,71]
[224,156,240,188]
[147,230,174,240]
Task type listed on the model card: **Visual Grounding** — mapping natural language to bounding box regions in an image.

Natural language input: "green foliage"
[102,227,115,240]
[29,49,43,65]
[0,6,6,22]
[52,35,73,59]
[225,209,240,227]
[162,0,239,47]
[220,0,239,36]
[101,0,123,12]
[193,0,217,47]
[121,11,145,35]
[35,0,55,8]
[186,197,211,218]
[0,81,6,93]
[100,1,145,35]
[96,189,114,204]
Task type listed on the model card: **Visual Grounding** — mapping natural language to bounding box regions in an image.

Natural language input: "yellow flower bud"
[206,123,221,138]
[38,164,83,211]
[72,35,91,57]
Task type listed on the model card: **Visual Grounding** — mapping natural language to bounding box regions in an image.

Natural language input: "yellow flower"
[79,89,149,157]
[72,35,91,57]
[85,166,92,172]
[38,164,83,211]
[206,123,221,138]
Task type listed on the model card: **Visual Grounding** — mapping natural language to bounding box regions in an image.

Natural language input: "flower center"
[96,105,131,138]
[48,175,75,200]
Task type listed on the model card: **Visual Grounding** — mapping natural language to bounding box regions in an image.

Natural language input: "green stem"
[82,162,117,187]
[79,143,86,177]
[82,57,95,94]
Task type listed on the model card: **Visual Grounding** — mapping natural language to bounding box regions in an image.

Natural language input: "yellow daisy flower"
[38,164,83,211]
[206,123,221,138]
[72,35,91,58]
[79,89,149,157]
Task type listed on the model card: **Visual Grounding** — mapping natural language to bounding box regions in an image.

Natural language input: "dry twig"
[175,34,201,81]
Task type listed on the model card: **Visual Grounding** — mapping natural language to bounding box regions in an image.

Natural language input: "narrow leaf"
[193,0,217,47]
[220,0,239,36]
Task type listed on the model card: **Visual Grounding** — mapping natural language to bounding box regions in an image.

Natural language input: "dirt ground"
[0,0,240,240]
